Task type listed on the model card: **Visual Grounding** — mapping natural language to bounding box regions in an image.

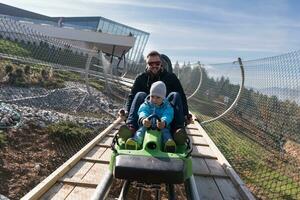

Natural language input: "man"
[118,50,191,145]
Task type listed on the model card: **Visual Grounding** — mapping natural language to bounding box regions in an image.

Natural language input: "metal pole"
[201,57,245,125]
[187,63,203,100]
[155,189,161,200]
[184,176,200,200]
[110,45,116,64]
[167,184,175,200]
[136,188,143,200]
[118,180,131,200]
[90,171,113,200]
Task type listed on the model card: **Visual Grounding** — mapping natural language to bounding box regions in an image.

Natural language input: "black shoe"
[174,128,188,145]
[164,139,176,153]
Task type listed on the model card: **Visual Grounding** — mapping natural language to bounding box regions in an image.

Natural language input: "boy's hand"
[157,120,166,129]
[142,118,151,128]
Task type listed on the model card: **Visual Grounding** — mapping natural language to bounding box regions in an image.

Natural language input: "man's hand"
[157,120,166,129]
[185,114,193,125]
[118,109,128,121]
[142,118,151,128]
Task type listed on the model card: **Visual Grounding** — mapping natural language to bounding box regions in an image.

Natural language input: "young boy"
[125,81,176,153]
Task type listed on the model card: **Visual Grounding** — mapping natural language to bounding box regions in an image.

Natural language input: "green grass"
[0,131,7,146]
[47,121,93,141]
[88,79,104,91]
[190,105,300,199]
[54,70,82,82]
[0,39,31,57]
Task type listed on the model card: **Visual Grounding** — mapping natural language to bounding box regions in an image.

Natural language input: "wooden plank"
[42,161,95,199]
[62,161,94,180]
[189,135,208,146]
[96,143,111,148]
[192,116,255,200]
[107,134,115,137]
[22,117,123,200]
[66,163,109,198]
[215,177,242,200]
[85,146,107,159]
[65,186,95,200]
[194,176,224,200]
[205,159,227,177]
[58,178,98,188]
[81,157,110,164]
[224,166,256,200]
[192,157,210,175]
[192,120,229,166]
[186,128,203,137]
[80,163,109,184]
[43,161,95,198]
[192,146,217,159]
[186,127,198,130]
[100,136,113,146]
[40,183,72,200]
[100,148,113,162]
[186,124,199,130]
[188,133,202,137]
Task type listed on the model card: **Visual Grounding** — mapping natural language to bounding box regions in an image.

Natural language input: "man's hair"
[146,51,161,58]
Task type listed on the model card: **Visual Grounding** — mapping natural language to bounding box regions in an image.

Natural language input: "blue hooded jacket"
[138,95,174,127]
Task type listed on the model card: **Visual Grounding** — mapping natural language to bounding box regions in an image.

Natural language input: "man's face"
[146,55,162,75]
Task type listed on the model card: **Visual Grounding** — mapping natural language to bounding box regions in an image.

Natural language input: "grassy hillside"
[190,104,300,199]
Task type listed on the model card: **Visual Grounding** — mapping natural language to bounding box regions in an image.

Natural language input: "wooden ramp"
[22,116,255,200]
[186,118,255,200]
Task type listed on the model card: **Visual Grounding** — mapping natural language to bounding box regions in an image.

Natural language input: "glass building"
[56,17,149,72]
[0,3,150,72]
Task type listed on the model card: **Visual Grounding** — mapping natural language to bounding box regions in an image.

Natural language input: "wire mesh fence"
[0,12,300,200]
[0,16,128,199]
[186,52,300,199]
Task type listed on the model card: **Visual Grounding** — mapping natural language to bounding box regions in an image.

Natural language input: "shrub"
[47,121,93,141]
[24,65,31,75]
[41,69,49,80]
[15,68,24,78]
[5,65,13,74]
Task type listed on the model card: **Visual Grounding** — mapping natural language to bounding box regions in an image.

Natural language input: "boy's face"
[150,95,163,106]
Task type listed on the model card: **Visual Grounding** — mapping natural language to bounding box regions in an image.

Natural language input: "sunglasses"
[147,61,161,67]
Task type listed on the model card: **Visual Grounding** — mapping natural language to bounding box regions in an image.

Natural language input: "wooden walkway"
[186,118,254,200]
[22,116,255,200]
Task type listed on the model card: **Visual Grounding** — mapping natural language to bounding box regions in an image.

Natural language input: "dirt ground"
[107,179,187,200]
[0,122,188,200]
[0,124,70,200]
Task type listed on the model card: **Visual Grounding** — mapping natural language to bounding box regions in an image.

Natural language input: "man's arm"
[171,73,189,116]
[125,75,142,113]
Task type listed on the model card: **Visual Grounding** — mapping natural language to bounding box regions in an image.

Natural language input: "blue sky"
[1,0,300,64]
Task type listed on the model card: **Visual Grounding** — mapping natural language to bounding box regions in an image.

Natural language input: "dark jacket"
[126,69,189,116]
